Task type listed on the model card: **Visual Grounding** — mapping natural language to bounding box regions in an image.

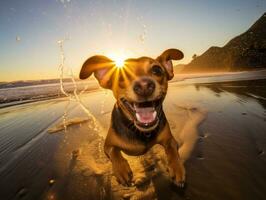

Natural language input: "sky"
[0,0,265,82]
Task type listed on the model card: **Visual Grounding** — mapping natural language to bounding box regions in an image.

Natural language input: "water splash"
[100,90,109,114]
[57,39,71,98]
[139,24,147,44]
[62,101,70,132]
[137,16,147,44]
[57,38,103,134]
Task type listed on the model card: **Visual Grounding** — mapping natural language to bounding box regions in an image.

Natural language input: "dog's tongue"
[135,107,157,124]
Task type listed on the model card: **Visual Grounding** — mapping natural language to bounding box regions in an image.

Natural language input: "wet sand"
[0,77,266,200]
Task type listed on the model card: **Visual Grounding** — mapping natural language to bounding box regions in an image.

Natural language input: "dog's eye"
[151,65,163,76]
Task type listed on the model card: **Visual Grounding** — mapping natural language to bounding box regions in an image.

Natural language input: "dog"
[79,49,185,187]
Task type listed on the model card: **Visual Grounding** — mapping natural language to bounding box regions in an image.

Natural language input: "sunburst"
[107,52,127,69]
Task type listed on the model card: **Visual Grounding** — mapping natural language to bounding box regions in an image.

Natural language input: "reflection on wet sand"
[1,79,266,200]
[196,79,266,109]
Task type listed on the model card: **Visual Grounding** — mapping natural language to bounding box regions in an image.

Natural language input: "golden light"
[107,52,127,69]
[114,57,125,68]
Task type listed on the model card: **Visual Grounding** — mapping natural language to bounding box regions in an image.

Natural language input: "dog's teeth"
[136,113,141,121]
[152,111,157,119]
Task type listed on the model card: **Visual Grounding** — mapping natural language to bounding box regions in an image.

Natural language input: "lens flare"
[107,52,126,69]
[114,57,125,68]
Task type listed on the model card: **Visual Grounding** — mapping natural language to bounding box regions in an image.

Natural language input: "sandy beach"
[1,0,265,199]
[0,73,266,200]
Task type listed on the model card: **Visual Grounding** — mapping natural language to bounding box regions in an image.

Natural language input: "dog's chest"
[120,140,149,156]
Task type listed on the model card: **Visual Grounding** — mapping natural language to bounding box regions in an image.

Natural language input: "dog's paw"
[112,159,133,186]
[133,175,149,187]
[168,161,186,188]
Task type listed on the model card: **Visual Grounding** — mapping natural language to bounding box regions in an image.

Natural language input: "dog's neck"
[111,103,166,143]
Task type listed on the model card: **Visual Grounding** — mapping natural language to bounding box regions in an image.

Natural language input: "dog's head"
[80,49,183,132]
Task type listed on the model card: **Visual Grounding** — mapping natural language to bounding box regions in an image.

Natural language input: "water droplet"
[47,193,56,200]
[10,7,16,12]
[16,36,21,42]
[197,153,204,160]
[139,34,146,43]
[57,40,63,45]
[49,179,55,186]
[258,149,264,156]
[17,188,28,198]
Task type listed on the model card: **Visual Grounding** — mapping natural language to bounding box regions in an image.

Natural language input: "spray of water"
[139,24,147,44]
[57,40,71,98]
[57,38,103,133]
[62,101,70,132]
[100,90,109,114]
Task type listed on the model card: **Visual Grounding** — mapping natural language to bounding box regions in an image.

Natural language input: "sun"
[114,57,125,68]
[107,52,127,69]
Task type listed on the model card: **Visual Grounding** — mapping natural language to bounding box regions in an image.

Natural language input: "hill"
[182,13,266,73]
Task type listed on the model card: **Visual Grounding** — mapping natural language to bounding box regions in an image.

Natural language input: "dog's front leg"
[104,144,133,186]
[163,137,186,187]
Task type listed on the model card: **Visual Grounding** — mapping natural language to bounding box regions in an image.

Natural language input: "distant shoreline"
[1,70,266,108]
[1,68,266,90]
[0,78,75,90]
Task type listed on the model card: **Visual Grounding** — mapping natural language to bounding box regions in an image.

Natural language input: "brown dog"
[79,49,185,187]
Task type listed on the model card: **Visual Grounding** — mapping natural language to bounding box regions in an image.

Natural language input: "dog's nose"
[133,78,155,97]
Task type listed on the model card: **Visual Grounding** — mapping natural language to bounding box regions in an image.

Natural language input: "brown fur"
[79,48,185,187]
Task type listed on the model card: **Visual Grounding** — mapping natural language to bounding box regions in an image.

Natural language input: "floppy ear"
[79,55,115,89]
[156,48,184,80]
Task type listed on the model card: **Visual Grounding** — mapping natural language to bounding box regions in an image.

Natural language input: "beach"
[0,72,266,200]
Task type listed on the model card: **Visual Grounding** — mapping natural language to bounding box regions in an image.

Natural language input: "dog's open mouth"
[120,97,162,131]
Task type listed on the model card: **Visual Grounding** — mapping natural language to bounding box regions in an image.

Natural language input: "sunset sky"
[0,0,265,82]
